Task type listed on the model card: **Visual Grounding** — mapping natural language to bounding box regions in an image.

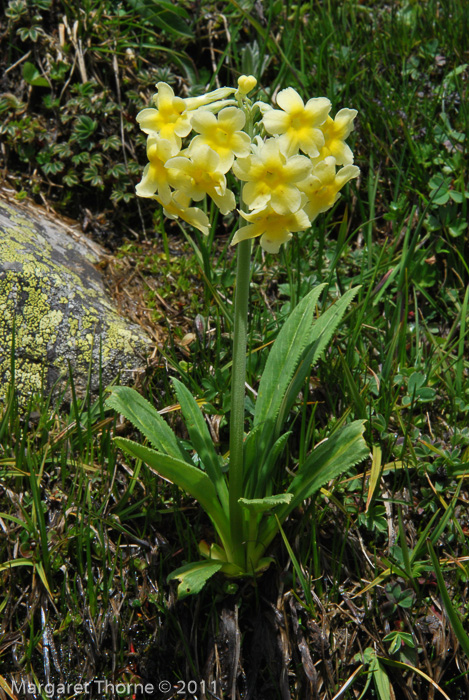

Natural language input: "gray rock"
[0,190,151,409]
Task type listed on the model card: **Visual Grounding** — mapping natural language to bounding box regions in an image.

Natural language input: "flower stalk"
[228,236,252,569]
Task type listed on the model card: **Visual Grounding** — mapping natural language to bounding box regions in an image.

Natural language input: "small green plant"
[383,629,416,657]
[106,75,368,597]
[383,581,415,615]
[352,647,393,700]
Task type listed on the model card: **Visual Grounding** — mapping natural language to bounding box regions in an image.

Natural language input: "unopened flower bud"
[237,75,257,96]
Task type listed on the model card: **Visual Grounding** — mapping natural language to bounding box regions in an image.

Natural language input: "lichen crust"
[0,198,150,408]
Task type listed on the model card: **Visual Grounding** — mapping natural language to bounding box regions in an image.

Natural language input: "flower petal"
[328,140,354,165]
[336,164,360,187]
[283,153,313,182]
[136,108,161,134]
[270,185,302,215]
[334,108,358,136]
[276,87,305,112]
[218,106,246,131]
[263,110,290,135]
[243,181,270,210]
[159,193,210,236]
[183,86,236,111]
[229,132,252,157]
[304,97,331,124]
[260,231,292,254]
[211,188,236,214]
[231,223,258,246]
[190,110,217,134]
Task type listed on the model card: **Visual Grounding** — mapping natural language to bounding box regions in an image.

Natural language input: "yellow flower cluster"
[136,77,359,253]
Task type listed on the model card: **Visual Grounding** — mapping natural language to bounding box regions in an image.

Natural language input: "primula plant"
[106,76,369,597]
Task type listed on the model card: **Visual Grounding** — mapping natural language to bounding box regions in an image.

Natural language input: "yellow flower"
[233,137,312,215]
[263,87,331,157]
[297,156,360,221]
[190,106,251,171]
[231,203,311,253]
[316,108,358,165]
[166,144,236,214]
[236,74,257,97]
[135,137,175,204]
[136,82,192,150]
[157,191,210,236]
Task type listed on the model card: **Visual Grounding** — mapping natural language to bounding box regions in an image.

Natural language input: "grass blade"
[427,539,469,658]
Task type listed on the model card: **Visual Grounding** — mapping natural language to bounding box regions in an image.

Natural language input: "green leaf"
[250,431,292,499]
[432,191,450,205]
[416,387,436,401]
[408,371,425,394]
[126,0,194,38]
[254,284,326,447]
[370,656,392,700]
[239,493,293,514]
[289,420,368,508]
[89,152,103,166]
[0,513,30,528]
[113,438,232,557]
[254,421,368,559]
[377,656,451,700]
[74,115,97,136]
[448,220,467,237]
[172,378,228,511]
[0,558,35,573]
[109,163,127,178]
[243,423,263,479]
[427,540,469,658]
[105,386,188,462]
[275,515,315,610]
[275,286,361,435]
[63,170,79,187]
[83,165,104,187]
[72,151,89,165]
[253,285,360,467]
[167,560,223,599]
[254,284,326,426]
[449,190,463,203]
[22,61,49,87]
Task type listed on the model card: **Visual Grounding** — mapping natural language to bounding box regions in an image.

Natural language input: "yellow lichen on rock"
[0,195,151,409]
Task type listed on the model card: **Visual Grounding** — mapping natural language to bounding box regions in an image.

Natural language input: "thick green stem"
[229,237,252,569]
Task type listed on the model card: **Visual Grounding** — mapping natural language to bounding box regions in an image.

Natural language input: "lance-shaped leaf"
[254,284,326,434]
[287,421,369,507]
[172,378,229,512]
[274,286,361,435]
[243,422,263,475]
[106,386,188,461]
[114,438,232,558]
[167,560,223,599]
[240,493,293,570]
[239,493,293,515]
[245,431,292,499]
[254,286,360,468]
[253,421,369,561]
